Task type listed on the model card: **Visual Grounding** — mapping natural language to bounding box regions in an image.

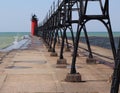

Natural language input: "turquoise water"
[0,32,119,49]
[0,32,30,49]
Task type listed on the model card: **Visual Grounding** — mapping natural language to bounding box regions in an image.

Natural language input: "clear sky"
[0,0,120,32]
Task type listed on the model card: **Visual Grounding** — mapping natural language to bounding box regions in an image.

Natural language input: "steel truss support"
[48,30,52,47]
[65,30,71,52]
[48,30,54,52]
[57,31,61,45]
[67,0,116,82]
[57,28,67,64]
[110,38,120,93]
[68,26,75,46]
[37,0,116,83]
[50,29,58,56]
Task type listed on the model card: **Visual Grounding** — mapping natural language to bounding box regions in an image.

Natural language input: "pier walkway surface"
[0,36,116,93]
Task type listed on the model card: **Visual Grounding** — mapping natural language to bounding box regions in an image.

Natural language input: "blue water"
[0,31,120,50]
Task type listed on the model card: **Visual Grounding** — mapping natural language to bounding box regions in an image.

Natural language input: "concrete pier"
[0,36,115,93]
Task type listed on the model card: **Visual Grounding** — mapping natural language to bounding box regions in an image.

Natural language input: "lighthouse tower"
[31,14,38,36]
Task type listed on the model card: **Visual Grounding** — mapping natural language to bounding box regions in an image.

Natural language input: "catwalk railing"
[37,0,119,92]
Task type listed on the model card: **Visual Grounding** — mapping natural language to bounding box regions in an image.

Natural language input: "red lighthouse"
[31,14,38,36]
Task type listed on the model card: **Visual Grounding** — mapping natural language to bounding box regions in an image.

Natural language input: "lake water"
[0,32,119,50]
[66,31,120,50]
[0,32,30,49]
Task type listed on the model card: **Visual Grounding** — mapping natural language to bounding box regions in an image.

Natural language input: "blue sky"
[0,0,120,32]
